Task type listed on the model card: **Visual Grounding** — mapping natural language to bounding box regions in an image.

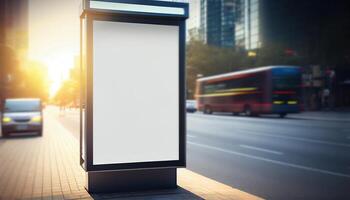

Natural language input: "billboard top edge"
[81,0,189,18]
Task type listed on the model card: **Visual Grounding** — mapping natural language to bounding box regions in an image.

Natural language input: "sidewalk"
[0,109,263,200]
[288,111,350,122]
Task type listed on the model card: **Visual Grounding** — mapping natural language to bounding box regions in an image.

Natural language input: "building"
[234,0,350,108]
[0,0,28,59]
[0,0,29,104]
[200,0,235,47]
[234,0,260,50]
[187,0,202,41]
[235,0,350,54]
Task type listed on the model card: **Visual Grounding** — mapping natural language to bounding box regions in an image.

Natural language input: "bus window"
[273,76,300,90]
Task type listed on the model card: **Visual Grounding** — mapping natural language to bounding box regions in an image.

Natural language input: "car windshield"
[187,100,195,105]
[4,100,41,112]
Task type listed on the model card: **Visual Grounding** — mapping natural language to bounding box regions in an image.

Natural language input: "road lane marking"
[239,144,283,155]
[267,133,350,148]
[189,115,350,148]
[190,128,350,148]
[188,135,196,138]
[243,131,350,148]
[188,141,350,179]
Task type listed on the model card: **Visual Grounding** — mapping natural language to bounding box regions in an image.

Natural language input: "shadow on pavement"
[0,133,41,140]
[89,187,204,200]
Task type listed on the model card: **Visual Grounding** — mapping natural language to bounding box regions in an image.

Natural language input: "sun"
[28,0,80,98]
[29,49,76,98]
[46,52,76,97]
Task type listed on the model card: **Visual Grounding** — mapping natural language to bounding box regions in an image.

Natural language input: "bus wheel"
[279,113,287,118]
[244,106,252,117]
[204,106,212,114]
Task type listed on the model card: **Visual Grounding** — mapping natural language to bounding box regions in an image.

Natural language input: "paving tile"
[0,108,263,200]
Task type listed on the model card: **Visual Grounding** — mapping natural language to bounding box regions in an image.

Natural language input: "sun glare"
[29,47,77,97]
[28,0,80,98]
[46,53,75,97]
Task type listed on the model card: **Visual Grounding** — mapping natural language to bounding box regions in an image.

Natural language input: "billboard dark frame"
[80,0,188,172]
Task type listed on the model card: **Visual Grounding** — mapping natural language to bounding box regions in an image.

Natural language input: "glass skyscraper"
[235,0,260,50]
[200,0,235,48]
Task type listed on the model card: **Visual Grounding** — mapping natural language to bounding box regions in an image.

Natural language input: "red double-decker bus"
[195,66,302,118]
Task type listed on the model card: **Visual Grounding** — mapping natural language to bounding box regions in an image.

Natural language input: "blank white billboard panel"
[93,21,179,165]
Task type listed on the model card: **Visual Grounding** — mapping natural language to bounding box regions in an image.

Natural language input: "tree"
[21,61,49,102]
[255,43,304,67]
[186,40,251,99]
[53,59,80,108]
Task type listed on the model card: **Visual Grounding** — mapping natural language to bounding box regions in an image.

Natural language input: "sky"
[28,0,198,97]
[188,0,200,29]
[28,0,80,97]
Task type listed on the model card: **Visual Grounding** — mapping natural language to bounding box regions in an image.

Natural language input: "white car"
[186,100,197,113]
[1,98,43,137]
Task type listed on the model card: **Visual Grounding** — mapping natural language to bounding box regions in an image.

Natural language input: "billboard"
[92,21,180,165]
[80,0,188,172]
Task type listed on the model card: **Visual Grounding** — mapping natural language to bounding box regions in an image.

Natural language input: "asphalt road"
[54,107,350,200]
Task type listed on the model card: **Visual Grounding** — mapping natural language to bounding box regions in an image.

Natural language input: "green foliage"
[187,40,245,76]
[21,61,50,102]
[0,45,49,104]
[53,62,80,108]
[256,43,304,66]
[0,45,17,76]
[186,40,247,98]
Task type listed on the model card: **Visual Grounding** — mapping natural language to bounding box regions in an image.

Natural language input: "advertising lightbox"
[80,0,188,172]
[93,21,180,165]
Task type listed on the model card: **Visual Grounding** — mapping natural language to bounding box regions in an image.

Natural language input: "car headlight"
[2,117,12,123]
[31,116,42,122]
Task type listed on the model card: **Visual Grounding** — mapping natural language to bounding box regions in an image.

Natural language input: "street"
[54,107,350,199]
[186,112,350,200]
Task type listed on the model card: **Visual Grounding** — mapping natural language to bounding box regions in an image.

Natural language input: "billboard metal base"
[85,168,177,193]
